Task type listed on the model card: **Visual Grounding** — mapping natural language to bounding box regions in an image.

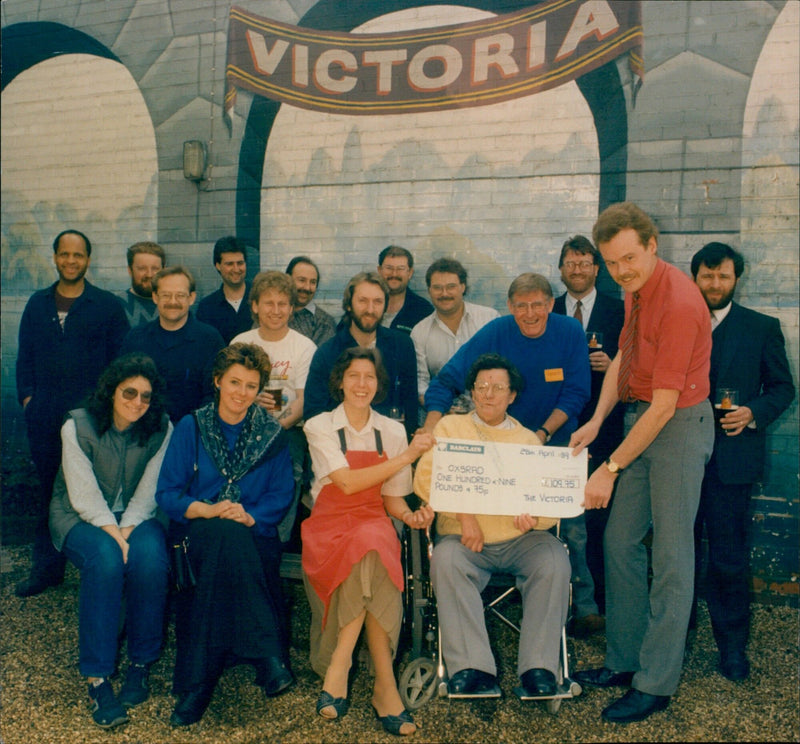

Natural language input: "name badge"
[544,368,564,382]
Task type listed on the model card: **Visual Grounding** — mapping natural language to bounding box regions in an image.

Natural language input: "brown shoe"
[570,613,605,639]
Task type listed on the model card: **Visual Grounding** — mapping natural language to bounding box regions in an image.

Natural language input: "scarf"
[194,402,284,503]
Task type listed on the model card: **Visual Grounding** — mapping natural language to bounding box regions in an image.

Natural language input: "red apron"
[301,447,404,628]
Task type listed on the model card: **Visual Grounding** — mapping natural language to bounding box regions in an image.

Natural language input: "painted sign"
[225,0,643,117]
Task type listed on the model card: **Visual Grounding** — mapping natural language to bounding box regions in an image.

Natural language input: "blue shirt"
[424,314,590,445]
[156,410,294,537]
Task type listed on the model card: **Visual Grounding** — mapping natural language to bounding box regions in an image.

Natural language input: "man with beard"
[286,256,336,346]
[553,236,625,635]
[121,266,224,423]
[196,236,253,343]
[304,271,418,438]
[377,245,433,335]
[690,242,794,681]
[118,241,166,326]
[15,229,130,596]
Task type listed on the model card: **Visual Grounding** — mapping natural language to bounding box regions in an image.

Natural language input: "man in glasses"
[411,257,498,413]
[553,236,625,637]
[376,245,433,335]
[422,272,590,451]
[16,229,129,597]
[414,354,571,699]
[120,266,224,422]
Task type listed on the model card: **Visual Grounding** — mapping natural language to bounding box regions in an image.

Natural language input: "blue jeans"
[62,518,168,677]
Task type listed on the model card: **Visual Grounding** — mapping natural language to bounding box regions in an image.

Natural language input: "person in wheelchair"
[414,353,571,698]
[302,347,434,736]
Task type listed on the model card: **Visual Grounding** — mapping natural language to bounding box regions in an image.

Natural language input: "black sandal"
[373,706,416,736]
[316,690,349,719]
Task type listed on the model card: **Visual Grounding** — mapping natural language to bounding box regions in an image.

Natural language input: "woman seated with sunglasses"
[156,343,296,727]
[49,353,172,729]
[302,347,434,737]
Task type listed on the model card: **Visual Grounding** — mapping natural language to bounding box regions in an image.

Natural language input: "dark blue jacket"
[17,280,129,432]
[388,290,434,335]
[196,284,254,344]
[304,324,419,439]
[120,316,225,423]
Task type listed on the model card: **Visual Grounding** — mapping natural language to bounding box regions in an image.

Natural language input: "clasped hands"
[207,499,255,527]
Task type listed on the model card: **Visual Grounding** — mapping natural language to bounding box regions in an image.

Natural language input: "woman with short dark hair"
[156,342,296,726]
[302,347,434,736]
[49,353,172,729]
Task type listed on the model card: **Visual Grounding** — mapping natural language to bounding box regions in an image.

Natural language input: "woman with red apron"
[302,348,434,737]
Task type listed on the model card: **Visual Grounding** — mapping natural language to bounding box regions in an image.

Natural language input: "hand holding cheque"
[428,438,587,518]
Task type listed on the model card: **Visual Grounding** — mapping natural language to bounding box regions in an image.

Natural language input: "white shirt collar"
[711,302,733,326]
[565,287,597,329]
[331,403,377,435]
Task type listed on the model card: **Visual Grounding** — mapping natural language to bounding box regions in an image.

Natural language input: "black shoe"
[373,706,416,736]
[88,679,129,729]
[260,656,295,697]
[118,663,150,709]
[573,667,634,688]
[719,650,749,682]
[601,688,670,723]
[170,684,215,727]
[317,690,349,720]
[447,668,499,696]
[520,668,556,696]
[14,572,63,598]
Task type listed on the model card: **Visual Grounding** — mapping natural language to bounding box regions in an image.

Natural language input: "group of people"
[13,202,793,732]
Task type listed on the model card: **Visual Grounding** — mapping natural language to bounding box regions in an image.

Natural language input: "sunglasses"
[120,387,152,403]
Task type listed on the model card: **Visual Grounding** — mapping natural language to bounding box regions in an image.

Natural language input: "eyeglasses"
[381,265,409,275]
[430,283,461,293]
[511,301,549,312]
[120,387,152,403]
[473,382,511,395]
[563,260,594,270]
[157,292,190,302]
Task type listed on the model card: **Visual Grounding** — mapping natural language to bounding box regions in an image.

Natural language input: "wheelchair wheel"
[402,526,429,659]
[399,657,438,710]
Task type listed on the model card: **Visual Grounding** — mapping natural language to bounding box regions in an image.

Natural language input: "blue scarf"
[194,402,284,503]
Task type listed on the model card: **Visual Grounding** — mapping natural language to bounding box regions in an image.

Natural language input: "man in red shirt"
[570,203,714,723]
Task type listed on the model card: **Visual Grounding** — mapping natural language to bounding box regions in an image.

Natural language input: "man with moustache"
[553,236,625,632]
[571,203,714,724]
[286,256,336,346]
[304,271,418,438]
[411,257,498,409]
[196,236,253,343]
[690,242,794,681]
[377,245,433,335]
[16,229,130,596]
[121,266,224,423]
[118,241,166,326]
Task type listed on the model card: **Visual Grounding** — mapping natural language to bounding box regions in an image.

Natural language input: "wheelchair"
[398,521,582,714]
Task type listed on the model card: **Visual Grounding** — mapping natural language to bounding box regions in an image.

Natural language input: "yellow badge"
[544,368,564,382]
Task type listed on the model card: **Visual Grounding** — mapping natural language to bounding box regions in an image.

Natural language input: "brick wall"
[1,0,797,601]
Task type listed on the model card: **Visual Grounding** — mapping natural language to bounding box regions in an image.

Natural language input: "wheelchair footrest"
[447,685,502,700]
[513,681,579,702]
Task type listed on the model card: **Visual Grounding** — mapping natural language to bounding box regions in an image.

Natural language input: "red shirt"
[623,259,711,407]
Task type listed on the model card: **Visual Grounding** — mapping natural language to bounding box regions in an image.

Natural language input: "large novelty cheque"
[429,438,587,518]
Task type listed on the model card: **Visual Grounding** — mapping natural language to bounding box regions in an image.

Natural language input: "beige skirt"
[303,549,403,678]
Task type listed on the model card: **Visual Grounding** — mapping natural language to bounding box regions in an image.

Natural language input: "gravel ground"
[1,544,798,744]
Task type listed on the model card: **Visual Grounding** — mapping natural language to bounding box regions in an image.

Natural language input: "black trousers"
[694,469,753,655]
[171,518,287,693]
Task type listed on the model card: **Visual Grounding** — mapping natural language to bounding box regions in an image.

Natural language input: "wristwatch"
[538,426,552,443]
[605,457,623,474]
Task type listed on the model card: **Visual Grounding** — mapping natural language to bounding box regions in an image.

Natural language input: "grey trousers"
[605,399,713,696]
[431,531,570,678]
